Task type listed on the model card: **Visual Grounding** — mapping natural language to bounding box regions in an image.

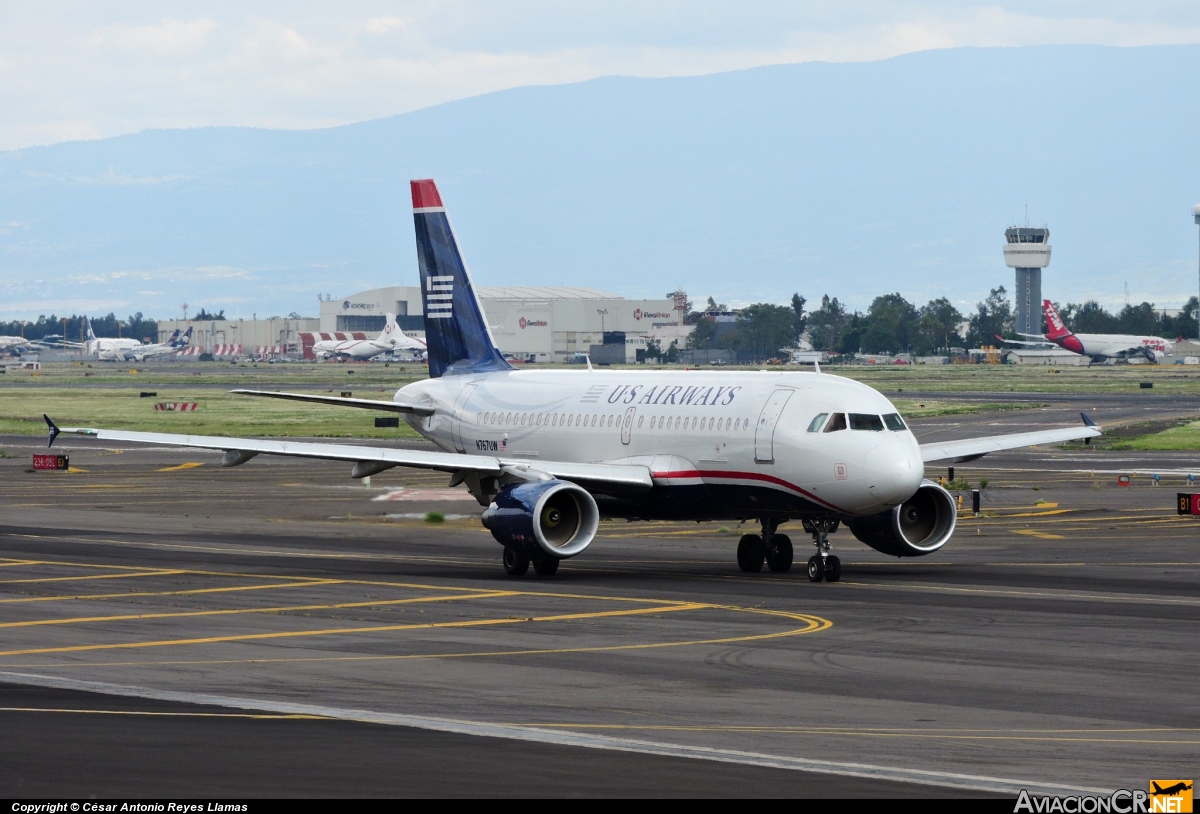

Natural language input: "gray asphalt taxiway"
[0,393,1197,796]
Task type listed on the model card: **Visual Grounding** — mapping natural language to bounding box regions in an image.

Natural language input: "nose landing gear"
[803,518,841,583]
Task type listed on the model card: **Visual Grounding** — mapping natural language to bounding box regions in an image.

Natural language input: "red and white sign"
[32,454,69,470]
[155,402,199,412]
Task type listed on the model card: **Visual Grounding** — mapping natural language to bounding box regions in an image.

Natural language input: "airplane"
[0,336,37,354]
[1002,300,1174,362]
[1151,782,1192,796]
[313,313,427,361]
[44,179,1102,581]
[118,327,192,362]
[83,318,145,361]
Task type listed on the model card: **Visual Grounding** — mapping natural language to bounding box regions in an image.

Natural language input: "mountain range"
[2,44,1199,319]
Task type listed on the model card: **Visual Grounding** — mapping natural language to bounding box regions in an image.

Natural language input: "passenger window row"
[475,412,750,432]
[807,412,907,433]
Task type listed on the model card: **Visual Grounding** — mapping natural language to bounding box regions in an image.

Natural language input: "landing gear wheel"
[503,547,529,576]
[825,555,842,582]
[532,556,560,576]
[807,555,826,583]
[737,534,765,573]
[766,533,793,572]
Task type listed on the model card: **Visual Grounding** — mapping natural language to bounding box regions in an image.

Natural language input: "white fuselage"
[314,338,393,360]
[89,338,144,361]
[0,336,33,351]
[1070,333,1173,360]
[395,369,923,518]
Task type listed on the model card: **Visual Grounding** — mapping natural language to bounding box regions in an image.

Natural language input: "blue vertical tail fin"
[411,179,510,378]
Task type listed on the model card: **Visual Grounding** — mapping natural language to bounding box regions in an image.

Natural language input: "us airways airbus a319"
[45,180,1101,581]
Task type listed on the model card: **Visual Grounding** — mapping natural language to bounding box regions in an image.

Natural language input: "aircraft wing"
[44,418,653,495]
[920,414,1101,463]
[231,389,436,416]
[997,338,1053,346]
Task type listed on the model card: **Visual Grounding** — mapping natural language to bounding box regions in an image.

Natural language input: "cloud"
[0,298,131,317]
[364,16,406,35]
[90,17,218,57]
[1,2,1199,153]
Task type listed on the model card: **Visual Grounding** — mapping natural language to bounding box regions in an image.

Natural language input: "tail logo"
[1044,301,1067,335]
[426,275,454,320]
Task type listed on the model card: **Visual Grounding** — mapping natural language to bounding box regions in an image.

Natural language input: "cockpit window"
[883,413,907,431]
[823,413,847,432]
[849,413,885,431]
[807,413,829,433]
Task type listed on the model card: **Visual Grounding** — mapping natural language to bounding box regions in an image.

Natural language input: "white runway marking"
[0,671,1110,796]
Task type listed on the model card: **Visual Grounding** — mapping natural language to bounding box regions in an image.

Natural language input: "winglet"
[1081,412,1097,428]
[44,414,60,448]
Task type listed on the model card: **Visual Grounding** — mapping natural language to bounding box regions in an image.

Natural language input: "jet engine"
[481,480,600,559]
[845,480,957,557]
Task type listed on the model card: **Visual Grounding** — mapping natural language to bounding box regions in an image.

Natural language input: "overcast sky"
[3,1,1200,151]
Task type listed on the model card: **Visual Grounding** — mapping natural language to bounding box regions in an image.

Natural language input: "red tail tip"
[410,179,443,209]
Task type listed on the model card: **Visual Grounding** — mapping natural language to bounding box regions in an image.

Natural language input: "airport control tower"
[1003,226,1052,335]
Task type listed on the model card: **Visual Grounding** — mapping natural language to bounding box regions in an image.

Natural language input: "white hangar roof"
[476,286,620,300]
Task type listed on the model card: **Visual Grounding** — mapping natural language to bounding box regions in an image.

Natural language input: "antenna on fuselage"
[814,360,821,374]
[585,353,593,372]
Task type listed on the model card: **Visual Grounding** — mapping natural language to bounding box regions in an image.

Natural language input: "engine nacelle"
[845,480,957,557]
[480,480,600,559]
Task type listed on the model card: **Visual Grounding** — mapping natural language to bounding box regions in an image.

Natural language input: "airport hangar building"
[319,285,690,363]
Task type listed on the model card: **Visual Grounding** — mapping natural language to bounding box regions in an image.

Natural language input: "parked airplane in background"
[119,327,192,362]
[1004,300,1174,362]
[313,313,426,360]
[46,180,1101,581]
[0,335,36,354]
[83,318,144,361]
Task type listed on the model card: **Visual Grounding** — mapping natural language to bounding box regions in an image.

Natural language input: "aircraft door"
[754,389,794,464]
[450,383,478,453]
[621,407,636,445]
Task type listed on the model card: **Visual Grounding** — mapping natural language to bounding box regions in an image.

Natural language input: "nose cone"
[864,440,923,507]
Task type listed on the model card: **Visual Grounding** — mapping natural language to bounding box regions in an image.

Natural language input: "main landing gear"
[502,547,559,577]
[737,518,793,573]
[802,518,841,583]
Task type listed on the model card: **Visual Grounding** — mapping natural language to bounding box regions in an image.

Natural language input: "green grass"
[2,359,1195,441]
[1110,420,1200,451]
[0,384,422,439]
[833,364,1200,395]
[891,399,1043,418]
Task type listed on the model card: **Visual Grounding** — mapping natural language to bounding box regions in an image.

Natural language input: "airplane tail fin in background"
[1043,300,1072,339]
[411,179,511,378]
[381,313,398,340]
[85,318,96,342]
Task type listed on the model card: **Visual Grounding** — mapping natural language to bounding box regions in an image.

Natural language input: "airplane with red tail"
[1003,300,1174,363]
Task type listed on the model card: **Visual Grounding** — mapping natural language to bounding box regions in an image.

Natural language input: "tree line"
[0,313,159,343]
[686,290,1200,359]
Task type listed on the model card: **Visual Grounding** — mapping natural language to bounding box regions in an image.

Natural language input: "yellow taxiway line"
[0,603,714,658]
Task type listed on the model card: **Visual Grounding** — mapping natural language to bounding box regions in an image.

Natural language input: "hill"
[2,44,1198,318]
